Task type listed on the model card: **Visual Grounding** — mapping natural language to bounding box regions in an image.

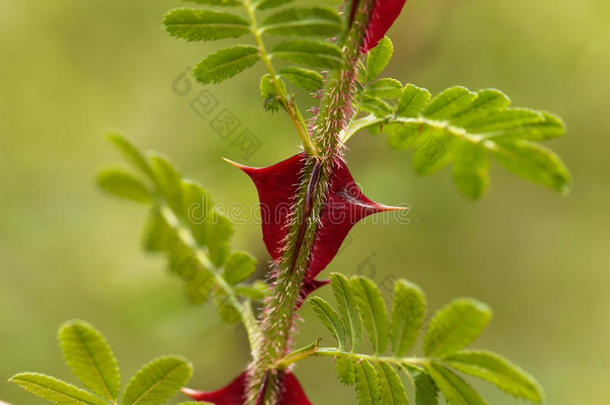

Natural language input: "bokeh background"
[1,0,609,403]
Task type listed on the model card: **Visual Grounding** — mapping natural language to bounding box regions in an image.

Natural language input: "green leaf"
[423,86,478,120]
[376,362,409,404]
[122,356,192,405]
[366,37,393,82]
[58,321,121,401]
[487,139,571,194]
[193,45,259,85]
[412,128,456,176]
[150,153,183,215]
[309,296,347,350]
[271,40,342,69]
[279,66,324,91]
[450,89,511,127]
[107,132,154,179]
[255,0,293,10]
[9,373,108,405]
[163,8,250,41]
[142,208,173,252]
[206,209,233,266]
[361,97,393,117]
[355,360,380,405]
[366,78,403,99]
[185,0,241,6]
[452,140,489,200]
[181,180,211,246]
[427,362,488,405]
[260,7,341,37]
[260,74,285,112]
[387,123,421,150]
[444,350,543,403]
[390,280,426,356]
[223,250,256,284]
[396,84,431,118]
[464,108,543,133]
[492,111,565,141]
[235,280,271,300]
[414,372,439,405]
[330,273,362,351]
[97,167,152,204]
[423,298,492,358]
[351,276,389,354]
[336,357,357,385]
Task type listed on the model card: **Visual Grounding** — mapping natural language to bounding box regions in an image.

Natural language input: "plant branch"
[275,344,428,370]
[158,204,260,352]
[243,0,318,157]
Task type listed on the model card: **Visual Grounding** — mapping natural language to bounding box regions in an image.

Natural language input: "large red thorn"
[182,371,312,405]
[228,154,406,300]
[361,0,408,53]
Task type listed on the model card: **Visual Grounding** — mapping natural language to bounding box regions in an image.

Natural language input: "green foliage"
[444,350,543,402]
[193,45,259,85]
[279,66,324,92]
[9,374,109,405]
[163,8,250,41]
[260,7,341,37]
[345,84,570,199]
[306,276,543,405]
[423,298,492,358]
[223,250,257,285]
[10,321,191,405]
[59,321,121,401]
[365,78,403,99]
[390,280,426,357]
[270,39,342,69]
[122,357,192,405]
[260,73,286,111]
[366,37,393,82]
[97,167,152,204]
[309,296,347,350]
[351,276,389,354]
[330,273,362,351]
[414,372,439,405]
[426,362,487,405]
[97,133,263,311]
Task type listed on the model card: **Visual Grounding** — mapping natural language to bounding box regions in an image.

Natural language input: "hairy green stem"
[244,1,375,403]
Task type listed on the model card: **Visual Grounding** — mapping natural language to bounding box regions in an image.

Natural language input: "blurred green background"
[1,0,608,403]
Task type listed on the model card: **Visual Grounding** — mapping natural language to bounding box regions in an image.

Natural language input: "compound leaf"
[366,37,393,82]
